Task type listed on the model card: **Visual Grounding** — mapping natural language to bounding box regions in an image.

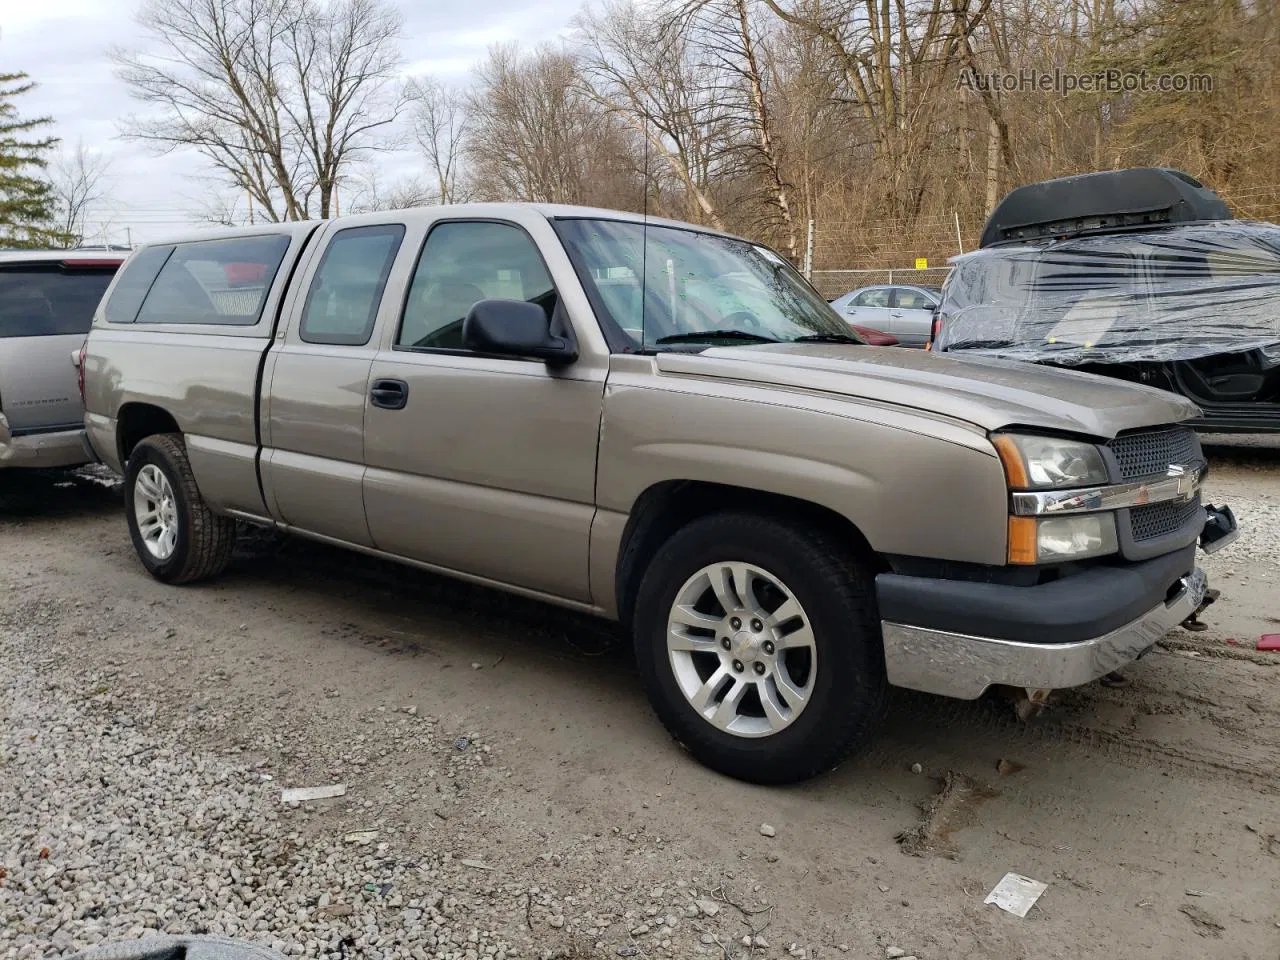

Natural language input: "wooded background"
[8,0,1279,264]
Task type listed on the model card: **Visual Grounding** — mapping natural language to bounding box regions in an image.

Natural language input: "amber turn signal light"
[1007,516,1038,565]
[991,434,1030,489]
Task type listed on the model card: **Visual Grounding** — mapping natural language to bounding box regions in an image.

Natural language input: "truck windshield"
[0,266,116,338]
[555,218,859,350]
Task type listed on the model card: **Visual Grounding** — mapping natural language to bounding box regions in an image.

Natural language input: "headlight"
[1009,514,1119,564]
[992,433,1108,489]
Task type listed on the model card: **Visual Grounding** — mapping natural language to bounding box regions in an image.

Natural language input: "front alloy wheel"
[633,511,886,784]
[667,562,817,737]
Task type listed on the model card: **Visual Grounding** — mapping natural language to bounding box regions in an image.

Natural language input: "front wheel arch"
[614,480,881,629]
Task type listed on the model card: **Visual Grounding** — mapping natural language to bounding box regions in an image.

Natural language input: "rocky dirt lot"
[2,439,1278,960]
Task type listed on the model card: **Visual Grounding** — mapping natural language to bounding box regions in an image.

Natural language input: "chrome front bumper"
[882,567,1207,700]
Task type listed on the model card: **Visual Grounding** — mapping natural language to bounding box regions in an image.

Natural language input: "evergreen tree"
[0,70,71,249]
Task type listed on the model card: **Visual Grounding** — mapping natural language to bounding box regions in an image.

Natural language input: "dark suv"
[932,168,1280,433]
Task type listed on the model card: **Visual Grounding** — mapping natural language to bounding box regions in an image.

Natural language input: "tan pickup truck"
[81,204,1236,783]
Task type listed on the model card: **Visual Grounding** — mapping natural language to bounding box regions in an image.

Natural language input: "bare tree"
[575,0,740,229]
[49,141,112,247]
[113,0,404,221]
[676,0,798,255]
[406,76,472,204]
[467,43,592,204]
[345,167,436,212]
[754,0,994,217]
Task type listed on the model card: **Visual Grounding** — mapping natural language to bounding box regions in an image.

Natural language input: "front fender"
[596,379,1009,567]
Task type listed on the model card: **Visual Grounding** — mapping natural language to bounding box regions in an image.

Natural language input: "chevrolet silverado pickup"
[81,204,1236,783]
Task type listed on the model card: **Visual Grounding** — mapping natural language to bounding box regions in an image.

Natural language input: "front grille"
[1109,427,1200,481]
[1130,497,1202,541]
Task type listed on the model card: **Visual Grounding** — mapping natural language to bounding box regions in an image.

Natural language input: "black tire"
[632,511,886,784]
[124,433,236,584]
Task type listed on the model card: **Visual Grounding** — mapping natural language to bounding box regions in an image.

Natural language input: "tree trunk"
[985,115,1001,214]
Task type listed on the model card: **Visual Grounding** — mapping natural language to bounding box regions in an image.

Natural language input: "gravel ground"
[2,448,1279,960]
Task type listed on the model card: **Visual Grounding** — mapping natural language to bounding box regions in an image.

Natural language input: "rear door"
[0,260,116,433]
[260,220,411,546]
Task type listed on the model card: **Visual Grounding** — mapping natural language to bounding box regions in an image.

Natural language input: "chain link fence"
[809,267,954,300]
[799,213,970,299]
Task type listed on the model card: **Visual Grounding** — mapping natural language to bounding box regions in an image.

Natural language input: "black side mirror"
[462,299,578,365]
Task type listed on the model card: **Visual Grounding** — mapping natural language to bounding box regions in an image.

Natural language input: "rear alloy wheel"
[633,512,886,784]
[134,464,179,561]
[124,433,236,584]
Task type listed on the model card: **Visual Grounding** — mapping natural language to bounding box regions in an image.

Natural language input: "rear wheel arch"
[614,480,881,629]
[116,402,181,467]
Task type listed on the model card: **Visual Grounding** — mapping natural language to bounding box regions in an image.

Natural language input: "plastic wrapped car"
[932,168,1280,432]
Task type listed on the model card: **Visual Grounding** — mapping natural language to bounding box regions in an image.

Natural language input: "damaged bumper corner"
[881,567,1207,700]
[1199,503,1238,554]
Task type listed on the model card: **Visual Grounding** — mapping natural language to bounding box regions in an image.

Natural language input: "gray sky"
[5,0,583,245]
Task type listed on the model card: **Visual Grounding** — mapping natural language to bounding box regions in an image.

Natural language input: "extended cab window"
[134,235,290,326]
[398,221,555,351]
[300,225,405,346]
[105,246,172,324]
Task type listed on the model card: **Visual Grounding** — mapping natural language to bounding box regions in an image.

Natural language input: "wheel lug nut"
[730,617,741,629]
[753,662,765,675]
[763,641,775,655]
[720,637,731,650]
[751,618,763,631]
[732,660,744,673]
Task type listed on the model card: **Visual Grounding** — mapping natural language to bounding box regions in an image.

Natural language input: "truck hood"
[654,343,1200,439]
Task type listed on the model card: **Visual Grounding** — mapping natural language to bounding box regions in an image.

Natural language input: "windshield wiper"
[792,333,862,344]
[945,339,1013,350]
[654,330,779,345]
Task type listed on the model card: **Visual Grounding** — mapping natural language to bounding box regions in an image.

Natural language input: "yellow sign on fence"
[914,257,928,270]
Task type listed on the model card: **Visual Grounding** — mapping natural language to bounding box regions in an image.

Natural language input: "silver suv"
[0,250,124,474]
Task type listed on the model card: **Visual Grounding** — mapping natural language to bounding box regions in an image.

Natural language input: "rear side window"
[0,266,117,338]
[134,235,291,326]
[105,246,173,324]
[300,225,405,346]
[893,288,934,310]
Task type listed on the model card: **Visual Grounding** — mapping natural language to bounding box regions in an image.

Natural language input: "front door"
[361,218,605,602]
[840,286,893,334]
